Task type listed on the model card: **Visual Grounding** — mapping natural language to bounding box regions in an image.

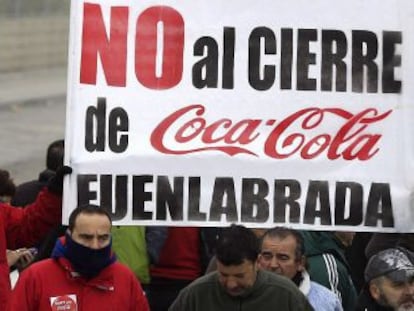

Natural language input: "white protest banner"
[64,0,414,232]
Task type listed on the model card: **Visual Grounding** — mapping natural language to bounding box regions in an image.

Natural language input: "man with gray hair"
[356,247,414,311]
[258,227,342,311]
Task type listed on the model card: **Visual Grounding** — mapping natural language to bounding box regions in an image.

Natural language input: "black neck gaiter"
[64,233,115,279]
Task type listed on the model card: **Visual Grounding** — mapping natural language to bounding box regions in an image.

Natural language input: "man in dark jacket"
[356,247,414,311]
[169,225,313,311]
[11,139,67,262]
[12,139,64,206]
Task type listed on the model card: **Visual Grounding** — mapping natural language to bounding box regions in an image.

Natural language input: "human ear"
[369,282,380,300]
[297,256,306,271]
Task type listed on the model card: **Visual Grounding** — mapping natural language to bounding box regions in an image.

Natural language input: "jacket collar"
[298,270,311,296]
[216,269,268,299]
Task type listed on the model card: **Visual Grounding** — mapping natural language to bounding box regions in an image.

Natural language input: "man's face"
[370,276,414,311]
[217,259,257,297]
[257,235,304,279]
[71,213,111,249]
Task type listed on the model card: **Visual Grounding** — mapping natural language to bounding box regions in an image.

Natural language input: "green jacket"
[301,231,357,311]
[169,270,314,311]
[112,226,150,284]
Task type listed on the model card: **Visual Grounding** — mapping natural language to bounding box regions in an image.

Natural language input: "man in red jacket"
[0,166,71,310]
[8,204,150,311]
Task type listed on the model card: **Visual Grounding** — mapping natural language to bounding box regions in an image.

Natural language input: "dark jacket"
[355,286,393,311]
[169,270,313,311]
[301,231,357,311]
[345,232,372,292]
[11,169,54,206]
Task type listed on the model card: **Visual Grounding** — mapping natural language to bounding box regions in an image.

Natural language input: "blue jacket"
[299,270,343,311]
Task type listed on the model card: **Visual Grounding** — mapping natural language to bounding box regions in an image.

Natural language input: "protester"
[169,224,313,311]
[366,233,414,259]
[8,204,149,311]
[11,139,67,262]
[345,232,373,292]
[12,139,64,206]
[204,227,264,274]
[355,247,414,311]
[301,231,357,311]
[111,226,151,286]
[111,225,167,289]
[0,165,70,309]
[145,226,218,310]
[351,232,414,296]
[146,226,206,311]
[0,169,37,271]
[0,169,16,204]
[258,227,343,311]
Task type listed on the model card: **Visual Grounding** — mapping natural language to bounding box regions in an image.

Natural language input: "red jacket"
[150,227,202,280]
[8,257,150,311]
[0,188,61,309]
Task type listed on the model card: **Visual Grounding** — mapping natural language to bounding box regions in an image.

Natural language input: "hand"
[47,165,72,195]
[15,248,36,271]
[6,249,22,267]
[7,248,36,270]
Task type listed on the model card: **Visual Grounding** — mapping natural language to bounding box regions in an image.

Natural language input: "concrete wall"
[0,15,69,72]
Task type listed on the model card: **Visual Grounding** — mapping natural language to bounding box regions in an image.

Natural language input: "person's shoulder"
[177,272,218,293]
[355,286,385,311]
[260,270,291,283]
[309,281,342,305]
[111,261,137,275]
[110,261,146,282]
[12,179,44,205]
[309,280,336,296]
[189,271,217,287]
[98,262,143,291]
[18,258,59,279]
[259,270,301,293]
[16,179,46,193]
[29,258,57,270]
[258,271,312,309]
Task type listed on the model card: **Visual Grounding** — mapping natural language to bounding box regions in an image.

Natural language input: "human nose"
[225,277,238,290]
[89,238,101,249]
[270,255,279,268]
[405,282,414,295]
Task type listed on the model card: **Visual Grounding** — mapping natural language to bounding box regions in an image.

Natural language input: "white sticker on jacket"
[50,294,77,311]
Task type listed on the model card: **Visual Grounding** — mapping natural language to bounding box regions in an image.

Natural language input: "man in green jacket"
[169,225,313,311]
[301,231,357,311]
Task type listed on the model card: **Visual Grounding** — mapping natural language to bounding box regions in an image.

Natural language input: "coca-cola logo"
[151,104,392,160]
[50,295,77,311]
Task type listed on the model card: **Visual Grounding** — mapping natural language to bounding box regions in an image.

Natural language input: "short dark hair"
[46,139,64,171]
[261,227,305,262]
[216,224,259,266]
[68,204,112,231]
[0,169,16,198]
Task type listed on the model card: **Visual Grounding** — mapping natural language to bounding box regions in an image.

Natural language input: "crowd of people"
[0,140,413,310]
